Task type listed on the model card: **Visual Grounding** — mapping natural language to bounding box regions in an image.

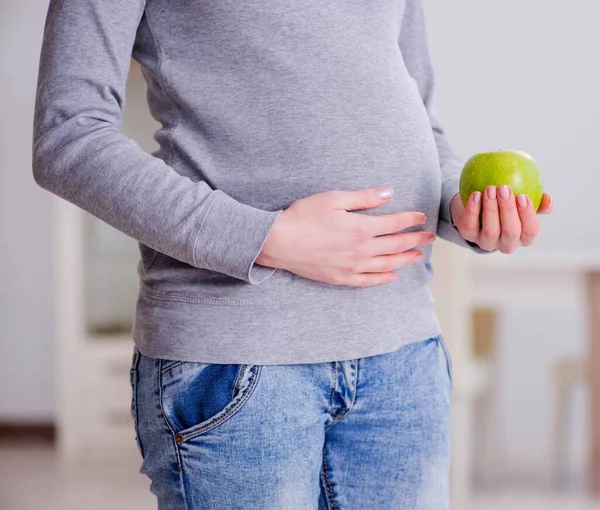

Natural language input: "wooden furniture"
[469,253,600,496]
[471,308,500,488]
[588,272,600,495]
[551,358,588,489]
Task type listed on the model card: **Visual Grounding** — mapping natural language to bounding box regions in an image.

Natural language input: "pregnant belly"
[208,111,442,214]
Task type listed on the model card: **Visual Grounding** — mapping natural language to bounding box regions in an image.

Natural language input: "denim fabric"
[130,336,452,509]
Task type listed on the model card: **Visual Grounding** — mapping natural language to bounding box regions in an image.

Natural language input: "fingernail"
[389,273,399,282]
[487,186,497,200]
[425,234,436,244]
[420,214,428,224]
[547,194,553,207]
[415,251,424,261]
[498,185,510,201]
[377,188,393,199]
[517,194,528,209]
[472,192,482,204]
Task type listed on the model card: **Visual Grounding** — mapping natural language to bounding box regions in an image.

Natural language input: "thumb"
[328,188,394,211]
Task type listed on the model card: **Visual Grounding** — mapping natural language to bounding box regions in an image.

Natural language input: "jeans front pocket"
[160,360,262,444]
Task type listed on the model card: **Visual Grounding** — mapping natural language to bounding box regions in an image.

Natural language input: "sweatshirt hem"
[142,285,348,307]
[132,283,442,365]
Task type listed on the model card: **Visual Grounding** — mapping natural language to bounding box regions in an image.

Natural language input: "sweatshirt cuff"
[192,191,284,284]
[448,211,492,254]
[438,179,493,254]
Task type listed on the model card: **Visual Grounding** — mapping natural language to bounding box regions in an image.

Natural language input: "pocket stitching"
[160,360,188,375]
[232,364,249,398]
[156,361,185,474]
[179,365,261,443]
[162,364,262,444]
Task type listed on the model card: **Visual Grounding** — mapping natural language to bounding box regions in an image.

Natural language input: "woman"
[33,0,552,508]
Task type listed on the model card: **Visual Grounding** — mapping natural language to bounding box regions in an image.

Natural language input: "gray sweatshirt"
[33,0,474,364]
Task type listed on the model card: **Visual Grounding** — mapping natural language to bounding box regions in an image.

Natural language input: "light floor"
[1,444,598,510]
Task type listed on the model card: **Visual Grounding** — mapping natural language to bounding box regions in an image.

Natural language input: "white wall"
[0,0,54,421]
[424,0,600,257]
[424,0,599,481]
[0,1,157,421]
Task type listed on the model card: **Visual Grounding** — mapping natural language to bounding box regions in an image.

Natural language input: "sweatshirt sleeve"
[32,0,283,284]
[399,0,484,251]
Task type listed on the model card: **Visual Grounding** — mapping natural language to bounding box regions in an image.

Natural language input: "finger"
[362,231,436,257]
[537,193,553,214]
[456,192,481,242]
[353,250,424,274]
[497,185,521,254]
[328,187,395,212]
[478,185,501,251]
[357,210,427,237]
[516,194,539,246]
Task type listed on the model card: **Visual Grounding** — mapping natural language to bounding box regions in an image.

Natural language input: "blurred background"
[1,0,599,509]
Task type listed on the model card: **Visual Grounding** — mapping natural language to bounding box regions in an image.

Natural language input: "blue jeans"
[130,336,452,509]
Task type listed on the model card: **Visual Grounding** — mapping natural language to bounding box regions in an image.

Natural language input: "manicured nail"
[517,194,528,209]
[546,194,553,207]
[498,185,510,201]
[487,186,497,200]
[472,192,482,204]
[377,188,393,199]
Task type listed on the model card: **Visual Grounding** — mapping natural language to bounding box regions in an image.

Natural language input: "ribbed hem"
[132,284,442,365]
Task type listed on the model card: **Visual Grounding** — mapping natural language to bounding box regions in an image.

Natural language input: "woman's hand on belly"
[256,187,436,287]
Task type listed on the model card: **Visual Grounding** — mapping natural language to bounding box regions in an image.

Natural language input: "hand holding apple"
[451,150,553,253]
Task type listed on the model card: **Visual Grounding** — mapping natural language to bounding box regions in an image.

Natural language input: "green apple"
[459,150,544,211]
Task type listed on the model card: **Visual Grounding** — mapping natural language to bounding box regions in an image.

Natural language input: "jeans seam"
[130,368,144,458]
[348,359,358,411]
[328,362,336,414]
[321,446,337,510]
[157,359,185,475]
[129,349,144,457]
[152,357,189,509]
